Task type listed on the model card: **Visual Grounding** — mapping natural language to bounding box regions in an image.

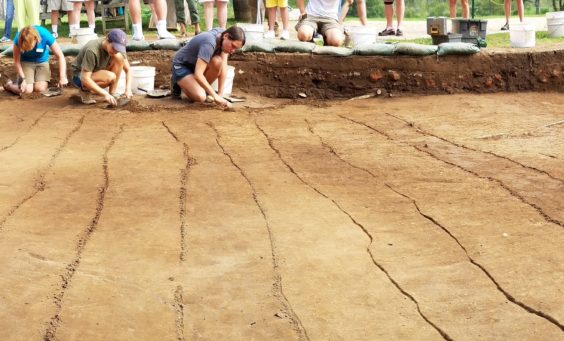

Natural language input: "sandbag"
[354,43,396,56]
[240,40,276,53]
[273,40,315,53]
[312,45,353,57]
[59,44,81,56]
[127,40,152,52]
[0,45,13,57]
[437,42,480,56]
[395,43,438,56]
[150,39,183,51]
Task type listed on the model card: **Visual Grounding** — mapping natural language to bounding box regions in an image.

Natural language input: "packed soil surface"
[0,91,562,340]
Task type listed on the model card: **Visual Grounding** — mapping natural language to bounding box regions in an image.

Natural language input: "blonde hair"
[18,26,41,52]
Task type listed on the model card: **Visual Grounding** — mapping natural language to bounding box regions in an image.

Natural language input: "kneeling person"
[171,26,245,109]
[71,29,132,105]
[295,0,345,47]
[4,25,67,95]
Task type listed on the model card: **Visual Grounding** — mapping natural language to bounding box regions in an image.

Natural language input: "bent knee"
[297,29,313,42]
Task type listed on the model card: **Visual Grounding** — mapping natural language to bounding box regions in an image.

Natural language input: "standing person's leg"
[216,0,227,29]
[461,0,469,18]
[265,4,277,38]
[395,0,404,35]
[70,1,82,36]
[378,0,395,35]
[50,9,60,37]
[2,0,15,40]
[356,0,367,25]
[501,0,510,29]
[14,0,26,30]
[26,0,40,25]
[449,0,457,19]
[516,0,524,22]
[186,0,201,34]
[85,0,96,32]
[279,5,289,39]
[185,0,201,34]
[154,0,175,38]
[129,0,145,39]
[202,1,214,31]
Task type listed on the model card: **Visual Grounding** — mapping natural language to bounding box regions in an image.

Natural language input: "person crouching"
[71,29,132,106]
[171,26,245,109]
[3,25,67,96]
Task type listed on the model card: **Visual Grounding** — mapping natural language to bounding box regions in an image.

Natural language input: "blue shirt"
[172,28,224,68]
[13,26,55,63]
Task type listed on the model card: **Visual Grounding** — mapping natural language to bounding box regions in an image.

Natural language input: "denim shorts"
[72,75,84,90]
[172,63,194,84]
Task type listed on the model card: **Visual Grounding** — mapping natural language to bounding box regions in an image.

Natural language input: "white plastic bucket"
[546,11,564,38]
[212,65,235,96]
[509,23,535,48]
[237,23,265,43]
[346,25,377,48]
[75,32,97,46]
[131,66,156,94]
[116,71,126,94]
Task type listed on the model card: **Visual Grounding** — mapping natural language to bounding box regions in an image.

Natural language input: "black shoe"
[378,28,396,36]
[171,75,181,99]
[500,23,509,31]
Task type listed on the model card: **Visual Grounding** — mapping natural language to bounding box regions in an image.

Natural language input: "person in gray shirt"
[171,26,245,109]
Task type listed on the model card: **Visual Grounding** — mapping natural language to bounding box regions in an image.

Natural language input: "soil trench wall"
[1,48,563,98]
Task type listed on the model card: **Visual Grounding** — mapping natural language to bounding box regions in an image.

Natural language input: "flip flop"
[137,87,171,98]
[42,87,63,97]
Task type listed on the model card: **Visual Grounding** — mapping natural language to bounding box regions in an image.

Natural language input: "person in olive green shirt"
[71,29,132,106]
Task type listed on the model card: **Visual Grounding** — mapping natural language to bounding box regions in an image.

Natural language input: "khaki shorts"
[21,62,51,83]
[48,0,73,11]
[295,15,343,37]
[266,0,288,8]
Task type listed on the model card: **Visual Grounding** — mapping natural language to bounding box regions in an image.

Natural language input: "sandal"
[378,28,396,36]
[395,28,403,36]
[500,23,509,31]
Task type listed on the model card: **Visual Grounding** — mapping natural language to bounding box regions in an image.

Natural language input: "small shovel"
[137,87,171,98]
[223,96,245,103]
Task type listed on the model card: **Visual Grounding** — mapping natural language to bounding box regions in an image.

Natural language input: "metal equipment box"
[451,19,488,39]
[427,17,448,36]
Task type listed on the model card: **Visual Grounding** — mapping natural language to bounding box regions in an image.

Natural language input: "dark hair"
[214,26,246,56]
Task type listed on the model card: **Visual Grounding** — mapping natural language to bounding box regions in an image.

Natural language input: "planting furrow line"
[254,118,451,341]
[43,125,124,341]
[0,110,48,152]
[0,115,85,234]
[208,122,309,341]
[338,115,563,229]
[385,112,564,184]
[173,285,185,341]
[162,121,196,262]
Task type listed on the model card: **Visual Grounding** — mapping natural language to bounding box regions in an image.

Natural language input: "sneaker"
[52,32,58,39]
[79,89,96,105]
[280,30,290,40]
[171,75,181,99]
[500,22,509,31]
[264,30,275,39]
[132,34,145,41]
[158,30,176,39]
[395,28,403,36]
[378,28,396,36]
[0,36,10,43]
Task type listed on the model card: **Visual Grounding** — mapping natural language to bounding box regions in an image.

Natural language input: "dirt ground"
[0,90,562,340]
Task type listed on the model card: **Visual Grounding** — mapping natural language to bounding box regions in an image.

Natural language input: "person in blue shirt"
[3,25,68,95]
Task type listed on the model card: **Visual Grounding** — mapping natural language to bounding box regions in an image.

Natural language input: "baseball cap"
[107,29,127,54]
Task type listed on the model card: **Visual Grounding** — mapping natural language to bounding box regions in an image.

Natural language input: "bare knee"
[297,28,313,42]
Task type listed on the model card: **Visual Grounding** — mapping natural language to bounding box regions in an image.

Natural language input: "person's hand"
[104,93,117,106]
[58,77,68,88]
[213,94,231,109]
[125,90,133,99]
[19,79,27,92]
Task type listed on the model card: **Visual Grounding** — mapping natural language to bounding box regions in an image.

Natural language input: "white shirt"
[306,0,341,20]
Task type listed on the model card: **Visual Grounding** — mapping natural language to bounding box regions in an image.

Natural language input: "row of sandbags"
[241,40,481,56]
[0,39,480,58]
